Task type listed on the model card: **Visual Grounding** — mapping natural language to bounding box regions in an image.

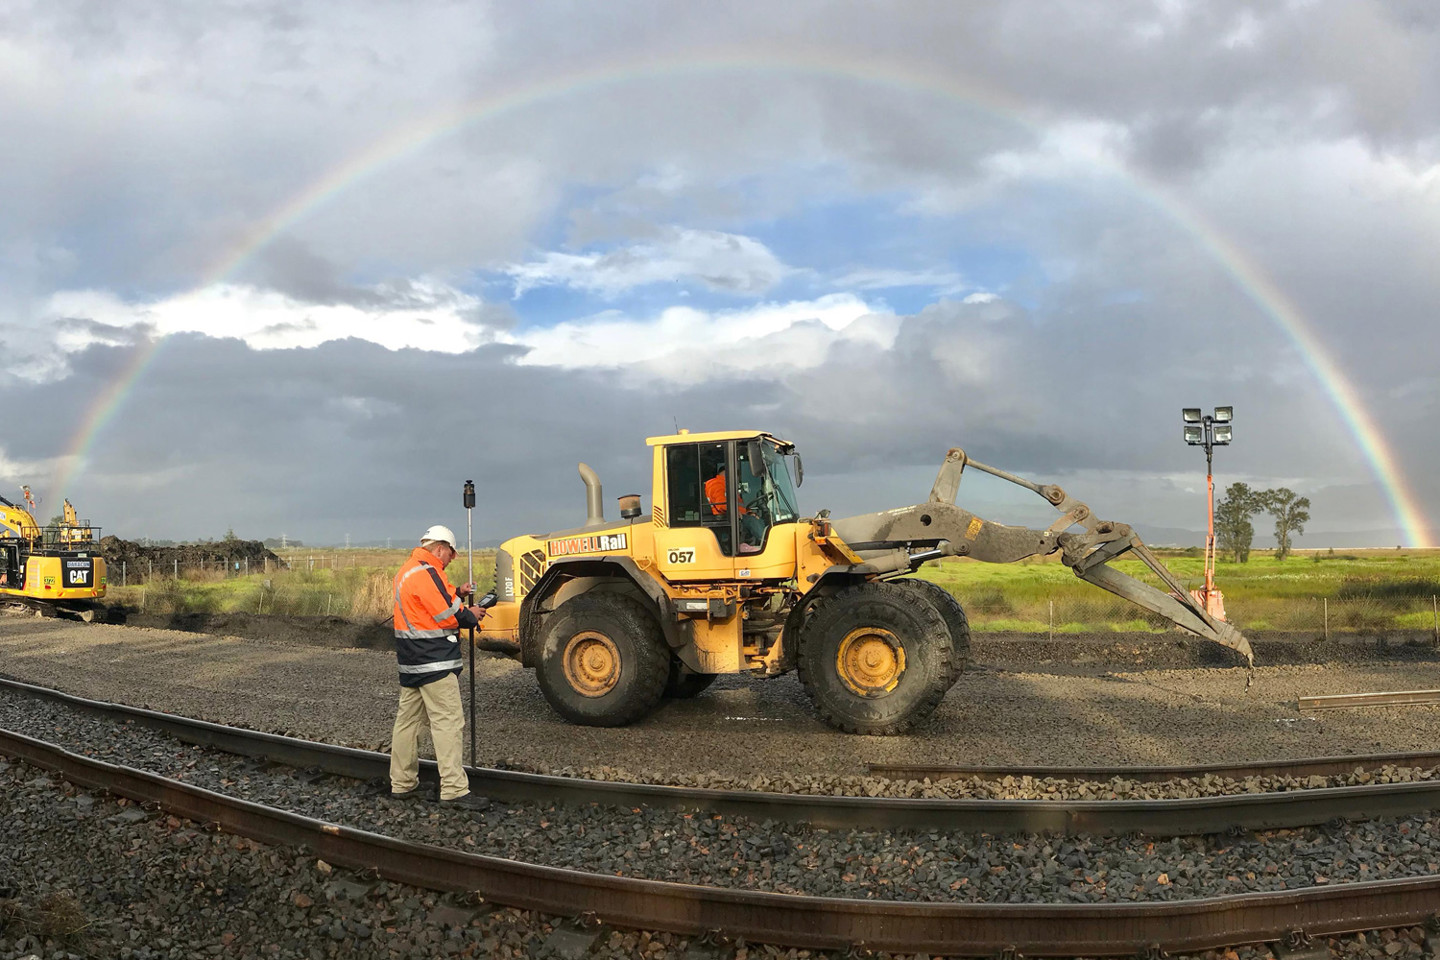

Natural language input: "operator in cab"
[389,525,490,811]
[705,462,766,552]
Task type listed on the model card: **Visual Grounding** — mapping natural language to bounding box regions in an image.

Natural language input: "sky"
[1,0,1437,548]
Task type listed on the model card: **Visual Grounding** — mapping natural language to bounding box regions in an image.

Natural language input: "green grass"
[110,549,496,621]
[919,547,1440,634]
[107,544,1440,636]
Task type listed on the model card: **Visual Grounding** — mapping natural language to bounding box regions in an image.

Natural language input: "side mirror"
[793,453,804,487]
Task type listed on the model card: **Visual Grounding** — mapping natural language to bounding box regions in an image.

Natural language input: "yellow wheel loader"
[479,430,1253,735]
[0,494,107,621]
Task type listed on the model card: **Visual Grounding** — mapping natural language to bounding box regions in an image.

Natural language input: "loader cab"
[649,430,803,581]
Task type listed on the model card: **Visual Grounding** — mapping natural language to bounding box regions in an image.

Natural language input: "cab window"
[665,442,737,556]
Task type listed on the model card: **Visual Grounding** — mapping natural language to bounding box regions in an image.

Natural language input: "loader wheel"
[664,658,718,699]
[796,581,953,735]
[536,593,670,727]
[893,578,971,686]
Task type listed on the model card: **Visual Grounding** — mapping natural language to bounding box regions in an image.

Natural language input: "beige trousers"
[389,673,470,800]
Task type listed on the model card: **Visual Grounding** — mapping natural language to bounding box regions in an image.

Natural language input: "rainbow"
[48,49,1435,546]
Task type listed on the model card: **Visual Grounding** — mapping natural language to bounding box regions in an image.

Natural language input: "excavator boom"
[830,448,1254,666]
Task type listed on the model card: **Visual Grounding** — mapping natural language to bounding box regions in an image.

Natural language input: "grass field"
[111,549,496,622]
[106,545,1440,636]
[919,547,1440,634]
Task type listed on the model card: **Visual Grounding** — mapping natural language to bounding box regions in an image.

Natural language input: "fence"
[105,553,393,587]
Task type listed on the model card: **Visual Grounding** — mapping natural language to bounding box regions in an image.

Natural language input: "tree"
[1215,482,1265,562]
[1261,487,1310,560]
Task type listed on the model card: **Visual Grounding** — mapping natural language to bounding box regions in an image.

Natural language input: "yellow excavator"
[479,430,1252,735]
[0,489,107,621]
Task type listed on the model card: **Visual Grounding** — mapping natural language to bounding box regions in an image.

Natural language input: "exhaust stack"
[578,463,606,528]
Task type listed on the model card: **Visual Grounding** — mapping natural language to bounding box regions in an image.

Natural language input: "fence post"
[1323,597,1329,641]
[147,560,152,581]
[174,558,178,578]
[121,561,126,588]
[244,557,249,575]
[1433,595,1438,645]
[1049,599,1054,642]
[326,594,332,616]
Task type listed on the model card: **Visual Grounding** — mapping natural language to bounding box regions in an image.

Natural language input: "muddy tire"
[664,658,718,699]
[795,581,953,735]
[893,578,971,686]
[536,593,669,727]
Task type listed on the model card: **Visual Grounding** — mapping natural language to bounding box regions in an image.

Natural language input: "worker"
[704,463,766,553]
[389,524,490,810]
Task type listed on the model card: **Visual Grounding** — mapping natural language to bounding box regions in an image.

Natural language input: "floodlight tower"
[1183,406,1233,619]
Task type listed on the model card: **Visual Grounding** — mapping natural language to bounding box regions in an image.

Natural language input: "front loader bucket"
[1070,539,1254,667]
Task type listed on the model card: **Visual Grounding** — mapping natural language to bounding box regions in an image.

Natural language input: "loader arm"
[829,447,1254,667]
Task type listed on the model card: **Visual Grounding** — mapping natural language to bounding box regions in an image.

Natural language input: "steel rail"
[1299,690,1440,712]
[868,752,1440,783]
[6,675,1440,840]
[5,722,1440,957]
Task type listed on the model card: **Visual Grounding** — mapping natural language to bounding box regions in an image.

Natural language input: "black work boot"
[439,792,491,812]
[389,785,435,801]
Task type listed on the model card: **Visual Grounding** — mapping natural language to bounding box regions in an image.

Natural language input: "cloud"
[41,281,502,356]
[503,293,895,381]
[833,267,971,295]
[506,228,791,298]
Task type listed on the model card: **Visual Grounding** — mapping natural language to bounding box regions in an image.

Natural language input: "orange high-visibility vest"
[392,546,474,687]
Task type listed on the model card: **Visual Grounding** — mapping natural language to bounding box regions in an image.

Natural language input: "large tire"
[664,658,719,699]
[795,581,953,735]
[536,593,670,727]
[893,578,971,686]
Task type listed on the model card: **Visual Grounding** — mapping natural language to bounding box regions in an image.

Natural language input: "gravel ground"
[560,760,1440,801]
[4,616,1440,791]
[1,760,1431,960]
[7,685,1440,909]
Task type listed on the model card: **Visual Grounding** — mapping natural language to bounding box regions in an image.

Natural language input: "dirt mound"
[99,536,283,575]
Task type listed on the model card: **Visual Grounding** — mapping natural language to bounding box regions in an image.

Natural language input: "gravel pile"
[6,687,1440,911]
[545,761,1440,801]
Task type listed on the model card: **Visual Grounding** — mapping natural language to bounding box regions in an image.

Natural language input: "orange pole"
[1204,462,1215,601]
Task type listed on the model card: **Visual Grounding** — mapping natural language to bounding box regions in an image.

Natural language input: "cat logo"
[547,532,629,557]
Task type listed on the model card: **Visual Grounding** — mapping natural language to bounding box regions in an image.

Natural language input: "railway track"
[867,753,1440,783]
[3,675,1440,838]
[5,676,1440,955]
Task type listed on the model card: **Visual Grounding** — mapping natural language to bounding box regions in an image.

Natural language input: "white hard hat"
[421,524,457,548]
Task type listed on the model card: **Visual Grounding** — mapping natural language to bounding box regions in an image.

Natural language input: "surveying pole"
[463,479,476,767]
